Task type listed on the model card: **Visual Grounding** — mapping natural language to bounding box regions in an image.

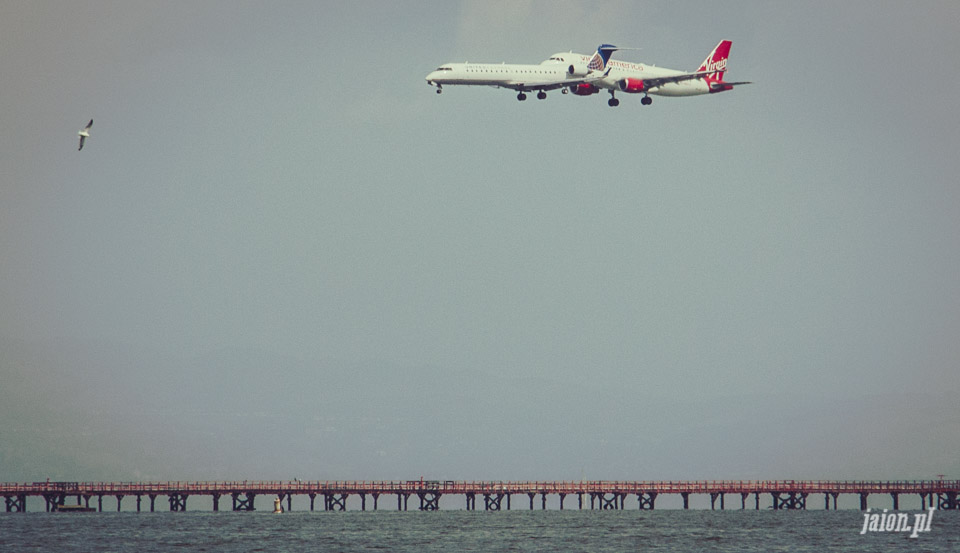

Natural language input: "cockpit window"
[435,67,453,71]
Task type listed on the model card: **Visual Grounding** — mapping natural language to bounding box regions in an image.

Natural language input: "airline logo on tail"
[697,39,732,82]
[587,44,617,71]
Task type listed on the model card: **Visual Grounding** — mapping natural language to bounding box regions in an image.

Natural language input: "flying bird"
[78,119,93,151]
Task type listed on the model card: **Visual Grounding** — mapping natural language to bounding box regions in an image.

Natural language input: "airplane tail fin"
[696,40,732,82]
[588,44,618,71]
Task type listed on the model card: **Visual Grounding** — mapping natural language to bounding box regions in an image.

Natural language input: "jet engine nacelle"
[618,78,646,93]
[567,63,590,77]
[570,83,599,96]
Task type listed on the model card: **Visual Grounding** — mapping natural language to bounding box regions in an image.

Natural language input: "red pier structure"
[3,480,959,513]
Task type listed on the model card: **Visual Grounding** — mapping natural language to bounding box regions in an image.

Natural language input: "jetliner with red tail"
[559,40,751,107]
[425,45,616,101]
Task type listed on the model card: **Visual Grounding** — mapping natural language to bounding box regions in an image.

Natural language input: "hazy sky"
[2,1,959,485]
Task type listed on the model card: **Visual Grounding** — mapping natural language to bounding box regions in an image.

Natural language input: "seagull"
[78,119,93,151]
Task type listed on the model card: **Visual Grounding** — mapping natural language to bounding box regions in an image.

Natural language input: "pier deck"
[3,480,958,512]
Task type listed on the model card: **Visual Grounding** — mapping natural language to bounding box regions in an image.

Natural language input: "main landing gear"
[517,91,548,101]
[607,91,654,106]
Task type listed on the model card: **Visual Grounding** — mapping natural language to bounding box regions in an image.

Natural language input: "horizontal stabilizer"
[709,80,752,91]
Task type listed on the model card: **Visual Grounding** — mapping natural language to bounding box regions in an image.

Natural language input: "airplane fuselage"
[426,57,582,94]
[426,62,557,88]
[550,53,716,97]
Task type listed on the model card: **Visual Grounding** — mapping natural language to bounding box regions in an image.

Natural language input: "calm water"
[1,510,958,552]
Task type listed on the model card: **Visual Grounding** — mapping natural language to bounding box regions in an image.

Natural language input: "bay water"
[2,509,957,552]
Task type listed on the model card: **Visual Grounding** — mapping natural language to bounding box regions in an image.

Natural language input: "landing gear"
[517,92,527,101]
[608,90,619,107]
[436,87,442,94]
[641,95,652,105]
[537,91,547,100]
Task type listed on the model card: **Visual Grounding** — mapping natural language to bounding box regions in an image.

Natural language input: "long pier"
[3,480,959,513]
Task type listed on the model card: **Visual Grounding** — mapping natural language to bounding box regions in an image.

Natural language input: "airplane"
[425,45,617,101]
[556,39,751,107]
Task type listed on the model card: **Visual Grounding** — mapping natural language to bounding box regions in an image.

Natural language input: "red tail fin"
[697,40,732,82]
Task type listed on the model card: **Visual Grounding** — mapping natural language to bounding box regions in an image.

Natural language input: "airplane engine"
[567,63,590,77]
[569,83,599,96]
[618,78,646,93]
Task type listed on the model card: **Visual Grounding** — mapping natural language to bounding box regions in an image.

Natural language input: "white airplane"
[558,40,751,107]
[425,45,617,101]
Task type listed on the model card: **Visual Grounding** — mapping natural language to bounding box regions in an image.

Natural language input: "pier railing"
[3,479,959,495]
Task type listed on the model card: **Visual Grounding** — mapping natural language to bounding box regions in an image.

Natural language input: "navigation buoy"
[273,497,283,513]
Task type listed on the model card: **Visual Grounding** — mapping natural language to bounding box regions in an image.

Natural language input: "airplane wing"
[637,70,718,88]
[501,70,611,92]
[499,81,571,92]
[637,71,752,91]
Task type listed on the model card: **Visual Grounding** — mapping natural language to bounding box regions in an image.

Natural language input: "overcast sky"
[2,1,959,485]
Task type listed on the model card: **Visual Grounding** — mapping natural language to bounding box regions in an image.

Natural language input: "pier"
[3,480,958,513]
